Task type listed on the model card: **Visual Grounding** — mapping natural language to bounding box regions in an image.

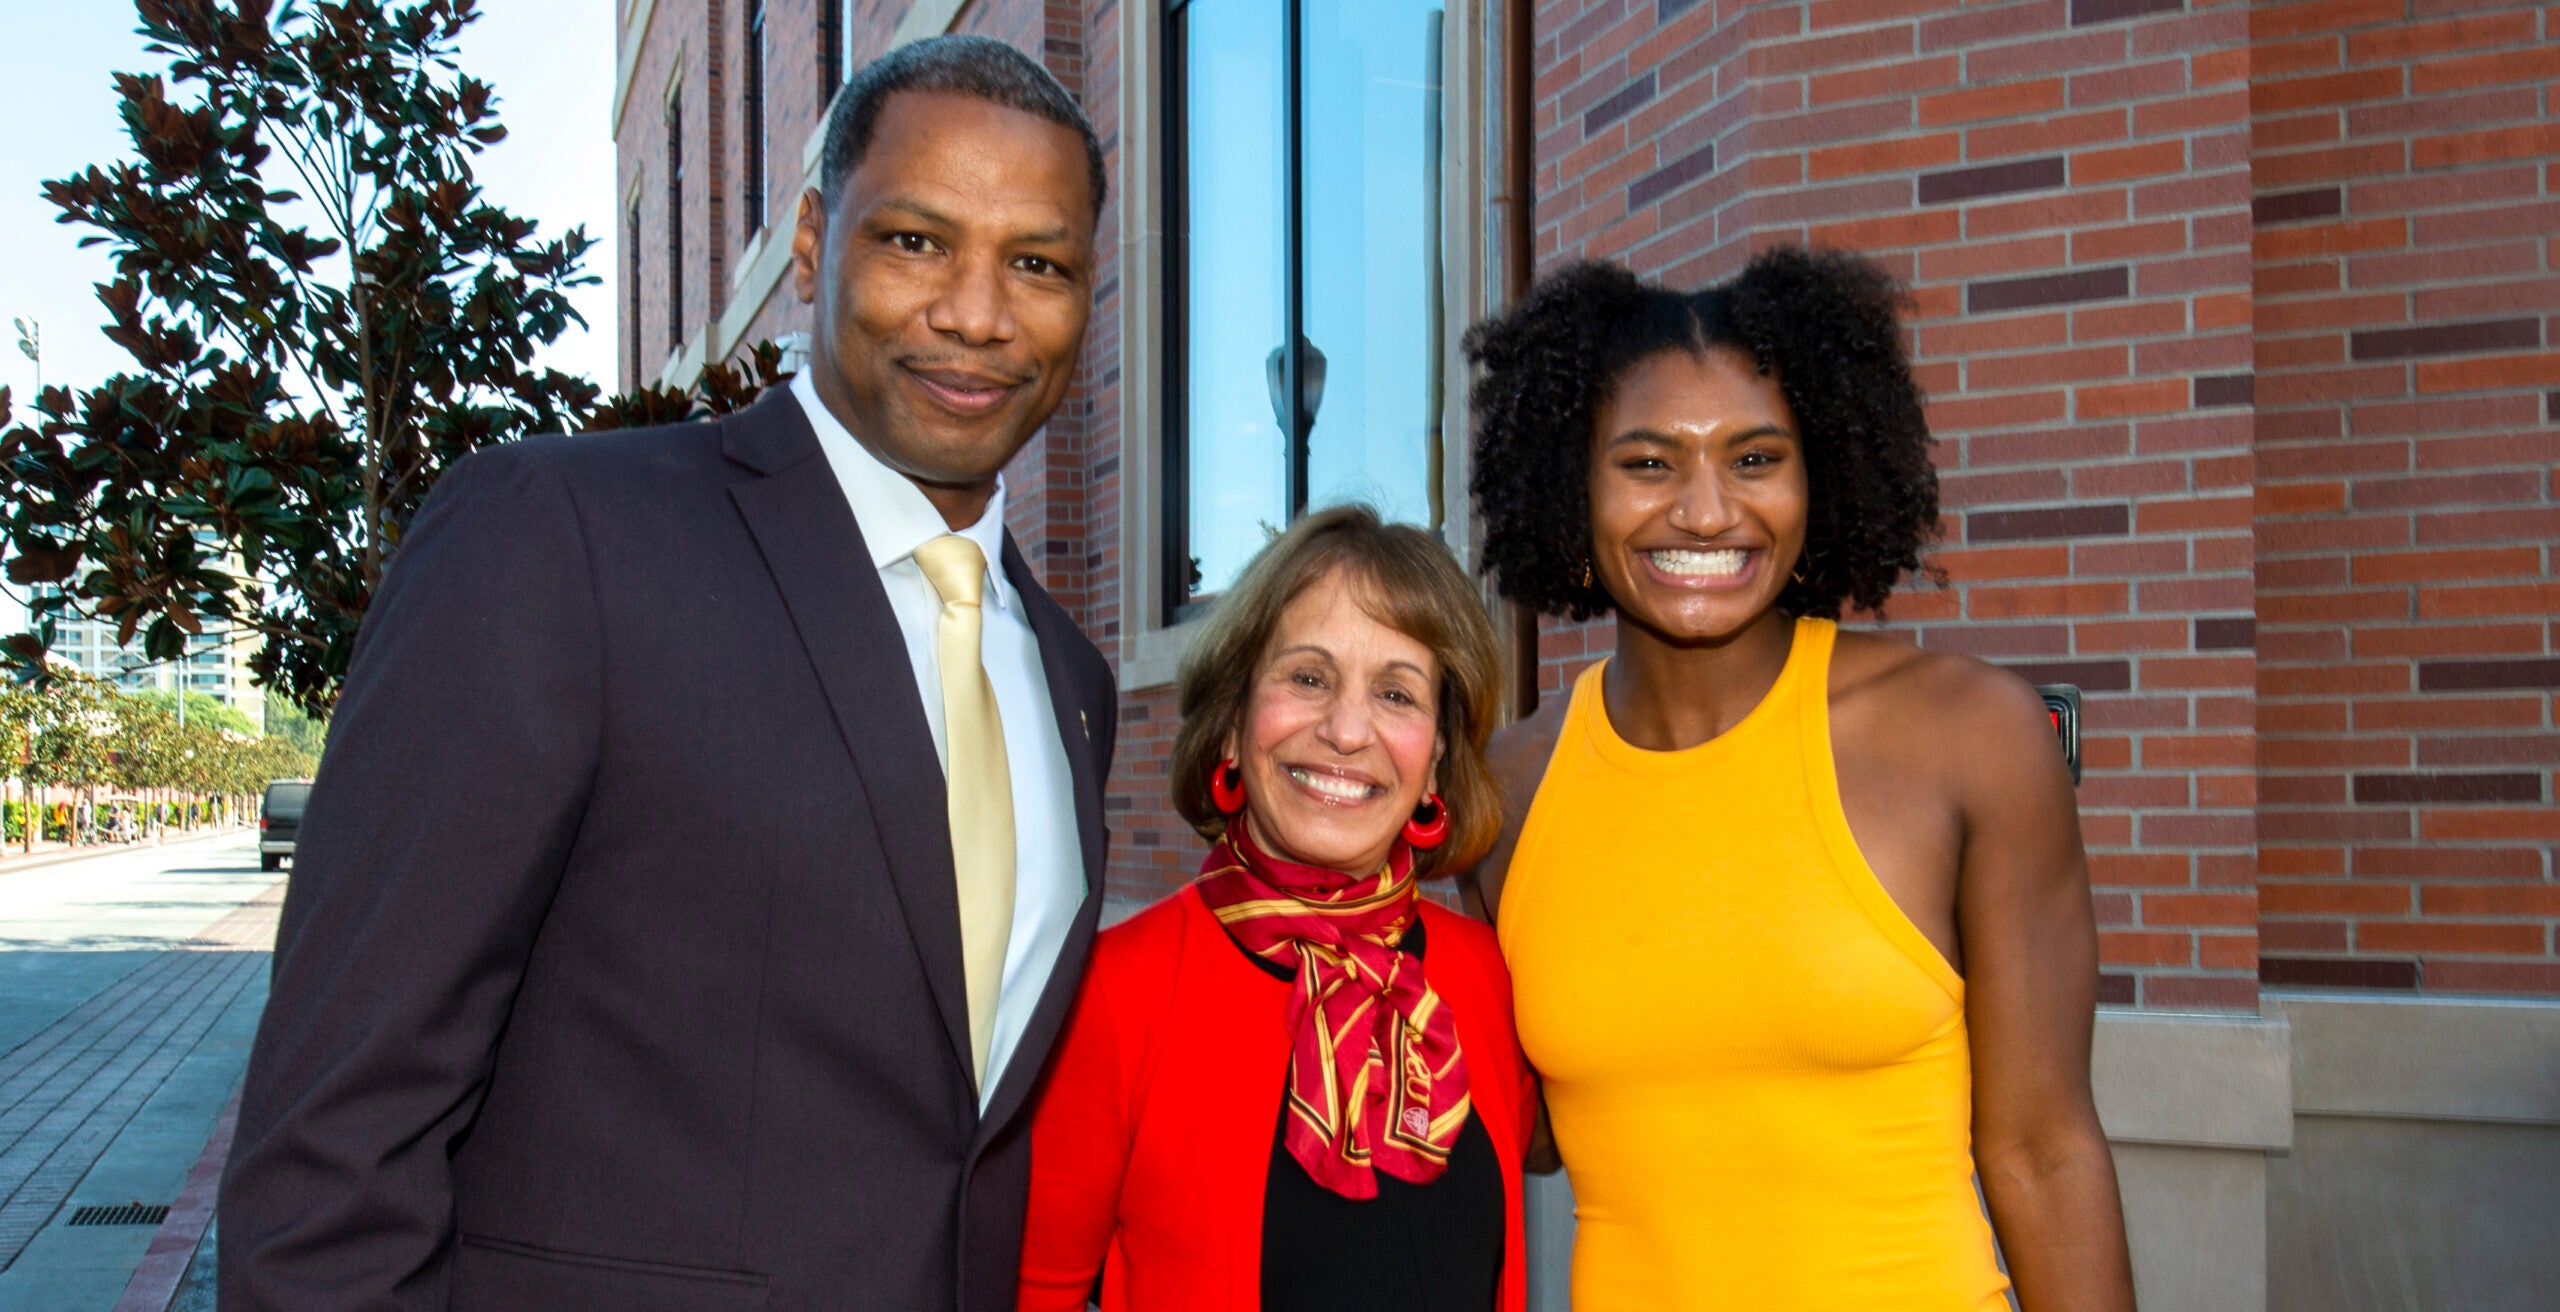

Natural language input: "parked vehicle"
[260,779,312,872]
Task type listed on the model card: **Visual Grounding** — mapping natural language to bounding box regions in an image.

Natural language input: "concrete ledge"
[710,216,797,366]
[610,0,659,137]
[2115,1142,2268,1312]
[1098,894,1152,929]
[2270,1117,2560,1311]
[1118,615,1202,693]
[890,0,971,51]
[2091,1008,2292,1151]
[2268,991,2560,1126]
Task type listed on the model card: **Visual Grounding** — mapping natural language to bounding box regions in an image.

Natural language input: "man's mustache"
[897,355,1038,387]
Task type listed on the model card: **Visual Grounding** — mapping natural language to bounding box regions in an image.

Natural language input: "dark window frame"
[626,194,645,387]
[820,0,844,102]
[743,0,767,239]
[666,89,685,354]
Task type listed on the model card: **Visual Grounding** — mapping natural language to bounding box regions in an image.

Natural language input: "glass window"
[1168,0,1288,610]
[666,89,685,353]
[743,0,767,239]
[822,1,846,102]
[1301,0,1445,537]
[1165,0,1446,616]
[627,195,645,386]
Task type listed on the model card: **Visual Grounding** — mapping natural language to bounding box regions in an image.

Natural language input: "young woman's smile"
[1587,346,1807,650]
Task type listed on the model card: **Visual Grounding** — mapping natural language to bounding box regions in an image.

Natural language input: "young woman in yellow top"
[1458,250,2135,1311]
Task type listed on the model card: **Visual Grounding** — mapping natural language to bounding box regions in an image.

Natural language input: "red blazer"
[1019,883,1534,1312]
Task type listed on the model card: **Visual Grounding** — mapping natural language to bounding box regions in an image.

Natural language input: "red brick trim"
[111,1086,240,1312]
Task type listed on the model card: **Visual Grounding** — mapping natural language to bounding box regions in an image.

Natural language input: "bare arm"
[1455,696,1567,925]
[1951,673,2135,1312]
[1452,698,1569,1173]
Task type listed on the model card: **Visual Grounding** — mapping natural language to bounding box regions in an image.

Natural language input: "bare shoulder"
[1487,691,1572,789]
[1457,687,1575,924]
[1830,629,2066,795]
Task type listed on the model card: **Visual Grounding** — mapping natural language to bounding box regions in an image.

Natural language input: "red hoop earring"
[1402,793,1450,850]
[1209,759,1247,815]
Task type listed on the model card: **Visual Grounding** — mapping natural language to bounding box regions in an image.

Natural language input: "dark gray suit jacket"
[220,389,1116,1311]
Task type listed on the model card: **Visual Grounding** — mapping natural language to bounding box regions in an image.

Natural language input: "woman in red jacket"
[1020,505,1533,1312]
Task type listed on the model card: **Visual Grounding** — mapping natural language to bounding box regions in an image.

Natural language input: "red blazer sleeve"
[1493,940,1540,1161]
[1019,951,1135,1311]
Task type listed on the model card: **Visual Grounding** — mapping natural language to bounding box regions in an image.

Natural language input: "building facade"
[42,597,261,713]
[616,2,2558,1306]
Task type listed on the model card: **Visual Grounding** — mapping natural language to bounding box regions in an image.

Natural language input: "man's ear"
[791,189,827,305]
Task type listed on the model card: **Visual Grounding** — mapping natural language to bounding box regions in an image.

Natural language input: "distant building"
[49,614,260,713]
[36,544,263,712]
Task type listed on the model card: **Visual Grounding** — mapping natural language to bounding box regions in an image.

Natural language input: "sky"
[0,0,620,630]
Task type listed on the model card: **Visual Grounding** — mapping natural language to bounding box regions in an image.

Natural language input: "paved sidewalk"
[0,838,278,1310]
[0,825,257,881]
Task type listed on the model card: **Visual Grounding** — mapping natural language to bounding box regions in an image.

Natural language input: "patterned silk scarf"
[1195,822,1472,1200]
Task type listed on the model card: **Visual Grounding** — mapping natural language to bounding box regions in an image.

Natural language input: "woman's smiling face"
[1228,570,1443,876]
[1587,346,1809,645]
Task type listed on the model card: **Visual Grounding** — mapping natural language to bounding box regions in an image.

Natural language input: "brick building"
[616,2,2557,1304]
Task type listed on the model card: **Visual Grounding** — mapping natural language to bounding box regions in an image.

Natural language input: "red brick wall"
[1062,0,1200,897]
[633,1,992,380]
[616,0,695,390]
[2250,0,2559,995]
[1535,0,2262,1010]
[620,1,2560,997]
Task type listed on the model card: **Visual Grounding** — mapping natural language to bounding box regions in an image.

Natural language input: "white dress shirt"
[791,372,1083,1107]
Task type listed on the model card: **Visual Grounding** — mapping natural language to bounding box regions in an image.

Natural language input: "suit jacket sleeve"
[1018,956,1138,1312]
[219,443,603,1311]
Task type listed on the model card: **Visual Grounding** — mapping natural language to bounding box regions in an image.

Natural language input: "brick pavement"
[0,885,280,1273]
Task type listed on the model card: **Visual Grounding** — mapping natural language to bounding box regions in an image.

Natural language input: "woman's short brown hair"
[1170,505,1505,876]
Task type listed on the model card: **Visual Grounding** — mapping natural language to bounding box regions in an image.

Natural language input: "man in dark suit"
[220,36,1114,1311]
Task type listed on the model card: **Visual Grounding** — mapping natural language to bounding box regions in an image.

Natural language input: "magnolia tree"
[0,0,598,711]
[0,0,793,714]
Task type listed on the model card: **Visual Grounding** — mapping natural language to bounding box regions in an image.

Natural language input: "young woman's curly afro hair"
[1464,247,1939,622]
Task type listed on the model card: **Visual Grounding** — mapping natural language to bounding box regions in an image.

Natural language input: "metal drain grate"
[68,1203,170,1227]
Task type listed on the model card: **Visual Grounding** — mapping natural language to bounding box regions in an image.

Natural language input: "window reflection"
[1170,0,1446,613]
[1176,0,1288,601]
[1302,0,1444,532]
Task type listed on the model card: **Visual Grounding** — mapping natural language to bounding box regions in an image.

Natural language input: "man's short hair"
[818,34,1106,221]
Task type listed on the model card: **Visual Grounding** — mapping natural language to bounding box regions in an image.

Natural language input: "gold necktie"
[912,534,1016,1087]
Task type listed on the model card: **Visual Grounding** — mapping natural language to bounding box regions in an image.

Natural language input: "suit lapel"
[1001,535,1106,897]
[723,392,976,1090]
[974,535,1110,1139]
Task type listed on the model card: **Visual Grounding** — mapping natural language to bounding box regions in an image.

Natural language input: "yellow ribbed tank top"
[1501,618,2010,1311]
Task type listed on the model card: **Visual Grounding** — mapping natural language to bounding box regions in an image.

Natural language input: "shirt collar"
[791,371,1017,612]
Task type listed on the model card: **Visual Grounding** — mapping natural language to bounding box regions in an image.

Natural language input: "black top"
[1227,917,1506,1312]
